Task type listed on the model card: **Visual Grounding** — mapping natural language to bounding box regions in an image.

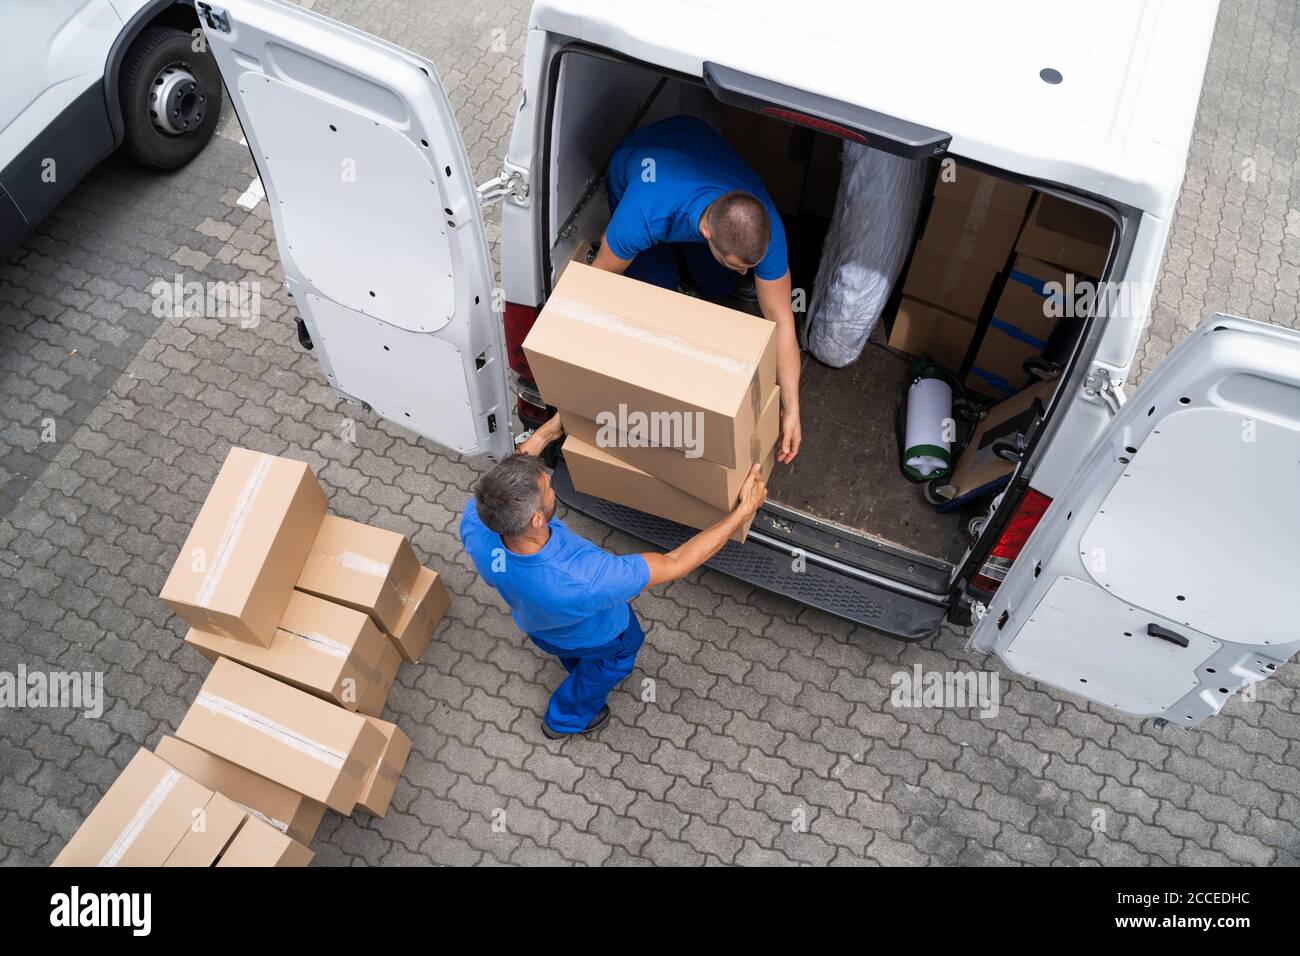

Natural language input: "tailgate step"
[552,461,948,641]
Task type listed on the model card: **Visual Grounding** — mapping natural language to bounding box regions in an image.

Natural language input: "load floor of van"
[766,329,972,565]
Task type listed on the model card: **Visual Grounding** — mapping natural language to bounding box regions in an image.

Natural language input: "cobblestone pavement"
[2,0,1298,867]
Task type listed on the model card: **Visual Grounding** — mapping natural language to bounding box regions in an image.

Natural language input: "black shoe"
[542,706,610,740]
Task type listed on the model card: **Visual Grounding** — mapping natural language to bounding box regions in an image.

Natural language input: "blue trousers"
[623,241,738,299]
[531,611,646,733]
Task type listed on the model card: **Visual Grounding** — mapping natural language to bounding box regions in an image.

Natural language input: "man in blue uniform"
[459,414,766,738]
[593,114,803,463]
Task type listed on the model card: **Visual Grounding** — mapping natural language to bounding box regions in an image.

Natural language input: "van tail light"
[970,489,1053,594]
[502,302,539,377]
[502,301,548,425]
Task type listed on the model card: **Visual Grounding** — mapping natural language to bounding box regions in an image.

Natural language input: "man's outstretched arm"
[516,412,564,457]
[640,465,767,588]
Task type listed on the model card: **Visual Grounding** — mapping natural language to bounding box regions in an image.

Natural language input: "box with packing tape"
[562,435,773,543]
[355,716,412,817]
[965,255,1068,398]
[54,748,250,867]
[523,262,777,470]
[917,165,1031,269]
[296,515,420,637]
[559,385,780,513]
[160,447,328,647]
[184,589,400,716]
[154,734,325,845]
[176,658,385,815]
[388,565,450,663]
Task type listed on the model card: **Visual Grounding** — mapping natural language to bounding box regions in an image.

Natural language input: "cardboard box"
[916,197,1026,269]
[185,590,394,715]
[887,297,979,372]
[523,262,777,470]
[969,256,1072,399]
[216,815,314,867]
[933,165,1032,217]
[295,515,421,637]
[949,380,1057,499]
[356,716,412,817]
[1015,193,1112,277]
[966,325,1039,398]
[154,734,325,845]
[388,566,450,663]
[53,749,245,867]
[559,385,779,512]
[991,278,1056,345]
[162,792,248,867]
[160,447,327,647]
[357,639,402,717]
[176,658,386,815]
[563,435,771,543]
[902,247,1000,319]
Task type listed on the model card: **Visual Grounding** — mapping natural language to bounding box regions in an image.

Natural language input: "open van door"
[197,0,512,459]
[968,315,1300,727]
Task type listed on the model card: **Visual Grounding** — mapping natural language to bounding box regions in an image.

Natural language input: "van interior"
[545,49,1118,574]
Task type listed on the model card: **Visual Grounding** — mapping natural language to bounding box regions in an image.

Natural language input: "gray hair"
[474,454,547,536]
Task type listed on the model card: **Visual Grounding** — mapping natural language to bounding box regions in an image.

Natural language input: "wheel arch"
[104,0,202,148]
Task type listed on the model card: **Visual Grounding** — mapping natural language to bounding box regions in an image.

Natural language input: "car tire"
[118,25,223,170]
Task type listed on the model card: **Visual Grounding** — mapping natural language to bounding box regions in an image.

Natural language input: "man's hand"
[736,463,768,517]
[517,412,563,457]
[778,400,801,464]
[639,465,766,588]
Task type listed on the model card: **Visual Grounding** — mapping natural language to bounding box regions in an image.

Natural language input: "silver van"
[196,0,1299,727]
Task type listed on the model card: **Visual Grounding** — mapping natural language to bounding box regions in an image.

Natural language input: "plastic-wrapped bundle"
[807,142,928,367]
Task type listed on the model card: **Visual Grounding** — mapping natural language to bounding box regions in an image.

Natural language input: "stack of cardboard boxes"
[891,162,1114,401]
[966,196,1111,397]
[889,163,1033,374]
[523,262,780,542]
[55,447,448,866]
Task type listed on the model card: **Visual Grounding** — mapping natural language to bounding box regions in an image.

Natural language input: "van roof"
[531,0,1220,217]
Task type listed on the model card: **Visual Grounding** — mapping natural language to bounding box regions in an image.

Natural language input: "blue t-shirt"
[605,115,789,282]
[459,498,650,650]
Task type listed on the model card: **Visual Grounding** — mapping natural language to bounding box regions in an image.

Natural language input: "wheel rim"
[149,62,205,135]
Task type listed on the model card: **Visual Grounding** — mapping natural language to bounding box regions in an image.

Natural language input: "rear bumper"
[552,460,950,641]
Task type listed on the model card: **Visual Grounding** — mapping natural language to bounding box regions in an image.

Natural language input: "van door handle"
[1147,623,1189,648]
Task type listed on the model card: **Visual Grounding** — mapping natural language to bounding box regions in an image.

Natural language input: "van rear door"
[968,314,1300,726]
[198,0,512,458]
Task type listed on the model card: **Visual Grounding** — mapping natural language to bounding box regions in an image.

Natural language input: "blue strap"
[989,317,1047,350]
[969,366,1017,396]
[1007,267,1051,296]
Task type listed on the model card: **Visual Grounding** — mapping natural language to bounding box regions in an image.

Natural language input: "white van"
[196,0,1300,728]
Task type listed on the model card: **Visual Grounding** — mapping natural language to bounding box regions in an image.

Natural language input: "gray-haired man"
[459,413,765,738]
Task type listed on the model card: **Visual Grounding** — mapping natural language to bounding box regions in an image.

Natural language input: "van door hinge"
[196,2,230,32]
[1082,366,1127,417]
[477,162,530,208]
